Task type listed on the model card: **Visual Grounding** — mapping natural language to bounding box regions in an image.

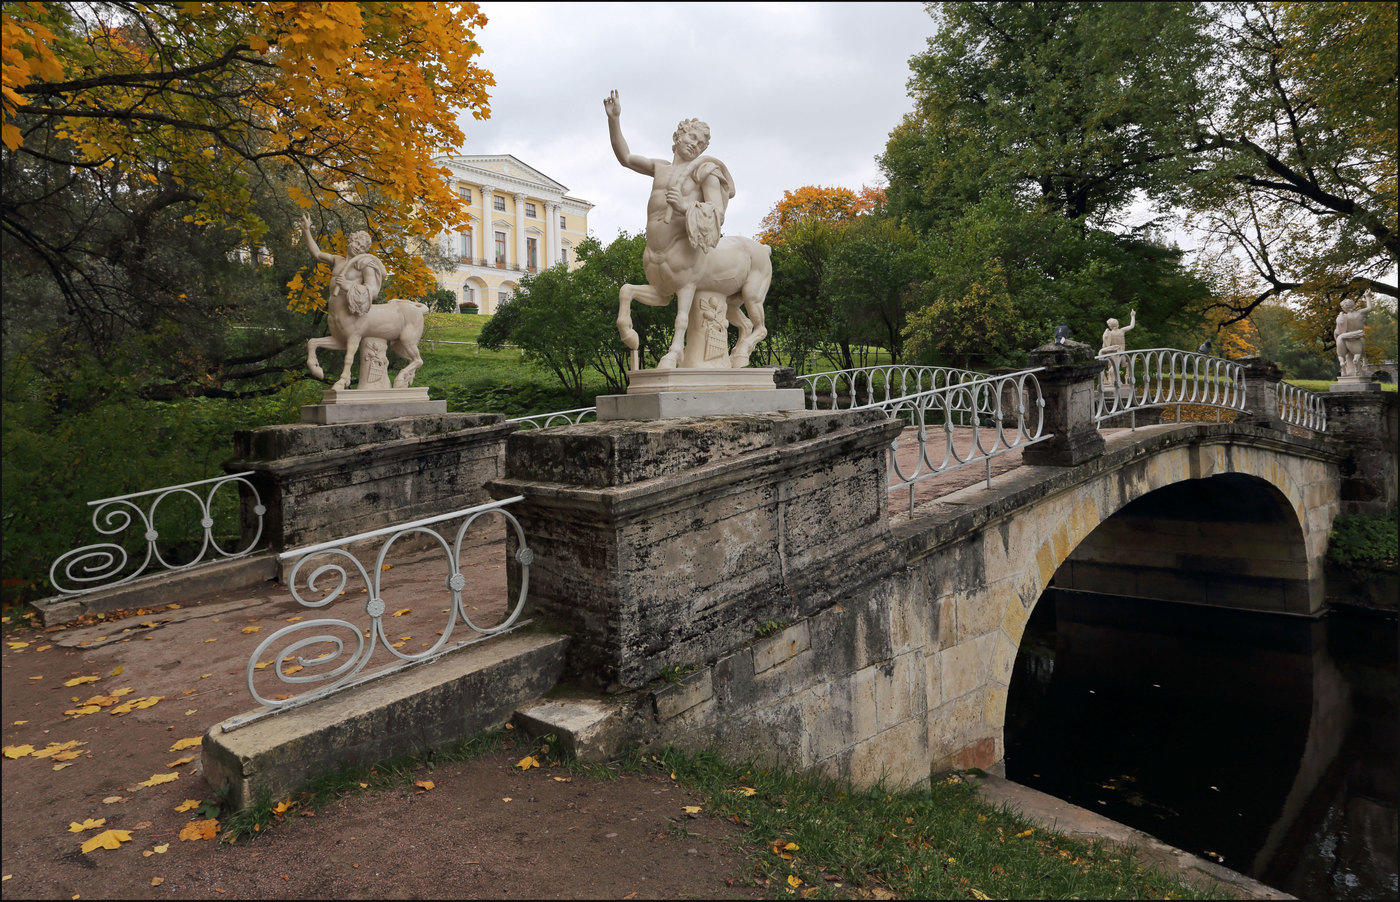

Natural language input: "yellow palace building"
[431,154,593,314]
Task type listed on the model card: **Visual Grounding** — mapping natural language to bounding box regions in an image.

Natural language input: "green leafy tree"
[821,216,929,364]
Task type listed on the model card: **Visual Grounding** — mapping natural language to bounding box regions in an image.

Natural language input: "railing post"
[1236,356,1285,430]
[1021,341,1107,466]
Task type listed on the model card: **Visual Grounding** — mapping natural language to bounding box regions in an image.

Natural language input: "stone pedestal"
[300,387,446,425]
[487,409,902,691]
[1322,390,1398,514]
[597,367,805,421]
[1236,356,1285,430]
[229,413,515,552]
[1021,341,1107,466]
[1329,376,1383,394]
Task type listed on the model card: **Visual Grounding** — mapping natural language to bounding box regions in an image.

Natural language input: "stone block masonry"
[229,413,516,553]
[498,414,1343,791]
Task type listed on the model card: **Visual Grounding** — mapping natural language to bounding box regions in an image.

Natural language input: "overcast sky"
[457,2,937,243]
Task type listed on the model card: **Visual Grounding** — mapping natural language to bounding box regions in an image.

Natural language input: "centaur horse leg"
[306,335,343,380]
[618,283,669,371]
[389,302,428,388]
[658,284,696,370]
[730,249,771,368]
[334,332,362,391]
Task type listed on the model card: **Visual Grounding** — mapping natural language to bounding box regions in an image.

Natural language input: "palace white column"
[547,202,560,266]
[513,192,528,271]
[478,184,490,264]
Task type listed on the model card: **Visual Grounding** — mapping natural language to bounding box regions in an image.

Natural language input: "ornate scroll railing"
[1278,382,1328,433]
[48,473,265,596]
[224,496,531,731]
[506,406,596,429]
[1094,349,1245,426]
[872,368,1049,514]
[799,365,986,410]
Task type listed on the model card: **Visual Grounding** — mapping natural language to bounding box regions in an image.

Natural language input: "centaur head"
[347,230,372,257]
[672,118,710,162]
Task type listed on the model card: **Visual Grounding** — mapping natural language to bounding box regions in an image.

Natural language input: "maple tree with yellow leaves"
[2,1,493,358]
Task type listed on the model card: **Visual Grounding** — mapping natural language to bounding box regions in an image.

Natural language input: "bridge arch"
[949,435,1341,768]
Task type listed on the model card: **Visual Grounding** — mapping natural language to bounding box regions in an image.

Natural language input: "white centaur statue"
[1333,296,1376,378]
[1098,308,1136,388]
[301,214,428,391]
[605,90,772,370]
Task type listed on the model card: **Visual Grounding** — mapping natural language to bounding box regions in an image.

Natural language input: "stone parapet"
[229,413,515,552]
[488,409,903,691]
[1322,390,1398,514]
[1022,341,1106,466]
[1236,356,1285,430]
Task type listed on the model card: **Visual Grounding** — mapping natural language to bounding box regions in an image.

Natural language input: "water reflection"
[1005,588,1398,900]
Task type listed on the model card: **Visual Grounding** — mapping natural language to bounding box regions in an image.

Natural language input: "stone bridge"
[494,352,1393,787]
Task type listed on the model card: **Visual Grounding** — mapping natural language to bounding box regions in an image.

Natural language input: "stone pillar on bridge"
[1322,390,1398,514]
[1236,356,1285,431]
[1020,340,1107,467]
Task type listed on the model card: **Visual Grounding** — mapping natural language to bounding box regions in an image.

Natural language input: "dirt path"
[1,547,759,899]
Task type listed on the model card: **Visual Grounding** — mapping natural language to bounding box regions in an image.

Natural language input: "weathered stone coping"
[228,412,513,477]
[894,423,1342,566]
[490,409,902,522]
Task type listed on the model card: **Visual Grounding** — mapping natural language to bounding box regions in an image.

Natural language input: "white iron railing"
[1278,382,1328,433]
[48,473,265,596]
[506,406,596,429]
[224,496,532,731]
[799,365,985,410]
[870,368,1050,514]
[1094,349,1245,426]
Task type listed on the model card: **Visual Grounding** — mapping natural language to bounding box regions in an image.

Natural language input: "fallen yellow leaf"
[286,616,304,622]
[516,755,540,770]
[136,772,180,788]
[683,805,702,814]
[178,819,219,841]
[970,889,991,901]
[52,749,84,762]
[152,843,169,853]
[32,740,82,758]
[253,661,271,670]
[64,675,100,687]
[68,818,106,833]
[102,796,127,805]
[81,829,132,853]
[63,706,102,716]
[273,799,296,815]
[415,780,435,791]
[241,626,260,634]
[283,665,303,675]
[167,756,195,768]
[788,875,803,888]
[391,608,411,617]
[111,687,135,698]
[2,744,34,759]
[173,800,200,812]
[169,737,202,752]
[7,641,29,649]
[151,877,164,887]
[733,786,757,796]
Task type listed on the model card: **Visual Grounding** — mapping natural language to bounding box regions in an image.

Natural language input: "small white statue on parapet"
[1333,296,1376,379]
[301,214,429,391]
[605,90,772,371]
[1098,309,1136,389]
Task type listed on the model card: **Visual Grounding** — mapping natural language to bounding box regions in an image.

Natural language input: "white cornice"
[524,226,543,235]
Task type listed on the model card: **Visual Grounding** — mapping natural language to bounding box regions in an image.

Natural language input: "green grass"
[1287,378,1397,392]
[216,728,1216,898]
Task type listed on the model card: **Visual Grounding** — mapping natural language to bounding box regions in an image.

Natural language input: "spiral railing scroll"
[48,473,265,596]
[1094,349,1246,426]
[1278,382,1328,433]
[872,368,1050,515]
[223,495,531,731]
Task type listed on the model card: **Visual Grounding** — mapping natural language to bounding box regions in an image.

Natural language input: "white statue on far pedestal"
[1333,296,1376,378]
[301,214,429,391]
[605,90,771,370]
[1098,309,1136,388]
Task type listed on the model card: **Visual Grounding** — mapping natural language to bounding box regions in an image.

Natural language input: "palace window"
[525,202,537,218]
[498,290,509,306]
[493,194,506,211]
[526,237,537,270]
[457,186,472,203]
[494,231,507,265]
[559,247,569,265]
[559,213,566,230]
[461,229,472,259]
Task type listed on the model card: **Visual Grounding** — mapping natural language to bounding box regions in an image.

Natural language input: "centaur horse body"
[300,214,428,390]
[605,90,771,369]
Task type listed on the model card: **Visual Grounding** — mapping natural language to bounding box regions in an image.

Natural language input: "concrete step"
[203,630,568,809]
[31,552,279,627]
